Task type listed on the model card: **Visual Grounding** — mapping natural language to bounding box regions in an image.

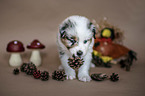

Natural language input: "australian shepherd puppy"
[57,15,96,82]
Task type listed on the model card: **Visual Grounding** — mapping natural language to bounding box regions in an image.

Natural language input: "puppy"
[57,15,96,82]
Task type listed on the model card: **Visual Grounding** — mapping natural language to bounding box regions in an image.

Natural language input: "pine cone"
[20,63,28,72]
[119,60,126,68]
[68,55,84,69]
[103,62,112,68]
[52,70,66,81]
[92,54,112,68]
[92,55,103,66]
[24,62,37,75]
[91,73,108,81]
[119,60,131,71]
[33,70,41,79]
[13,68,19,75]
[40,71,49,81]
[110,73,119,82]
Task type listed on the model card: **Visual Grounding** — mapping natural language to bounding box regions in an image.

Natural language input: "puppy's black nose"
[77,50,83,56]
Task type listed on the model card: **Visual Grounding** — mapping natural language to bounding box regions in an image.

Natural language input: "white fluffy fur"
[57,15,95,82]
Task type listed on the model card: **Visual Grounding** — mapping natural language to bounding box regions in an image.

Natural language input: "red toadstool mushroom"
[6,40,25,67]
[27,39,45,66]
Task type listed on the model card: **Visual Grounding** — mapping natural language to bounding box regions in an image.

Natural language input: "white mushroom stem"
[9,53,22,67]
[30,50,41,67]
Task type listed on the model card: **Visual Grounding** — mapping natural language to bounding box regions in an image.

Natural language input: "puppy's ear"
[59,19,74,39]
[60,30,66,39]
[88,22,96,39]
[59,23,68,39]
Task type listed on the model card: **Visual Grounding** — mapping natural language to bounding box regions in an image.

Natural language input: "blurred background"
[0,0,145,96]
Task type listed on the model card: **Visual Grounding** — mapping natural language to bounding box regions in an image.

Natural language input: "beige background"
[0,0,145,96]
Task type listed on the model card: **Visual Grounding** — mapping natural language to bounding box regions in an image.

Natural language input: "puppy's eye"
[66,36,77,46]
[84,40,88,44]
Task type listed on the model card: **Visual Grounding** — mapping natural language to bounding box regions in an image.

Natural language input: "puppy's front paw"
[78,73,91,82]
[65,69,76,80]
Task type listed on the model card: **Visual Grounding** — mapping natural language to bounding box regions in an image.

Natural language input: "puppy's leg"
[59,53,76,80]
[78,52,92,82]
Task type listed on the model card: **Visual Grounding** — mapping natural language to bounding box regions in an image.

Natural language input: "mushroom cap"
[7,40,25,52]
[27,39,45,49]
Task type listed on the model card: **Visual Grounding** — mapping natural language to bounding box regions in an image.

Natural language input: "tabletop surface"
[0,0,145,96]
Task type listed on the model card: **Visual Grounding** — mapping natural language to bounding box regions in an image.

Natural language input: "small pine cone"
[68,55,84,69]
[33,70,41,79]
[119,60,126,68]
[40,71,49,81]
[91,73,108,81]
[110,73,119,82]
[93,56,103,66]
[20,63,28,72]
[52,70,66,81]
[119,60,130,71]
[25,62,37,75]
[103,62,112,68]
[13,68,19,75]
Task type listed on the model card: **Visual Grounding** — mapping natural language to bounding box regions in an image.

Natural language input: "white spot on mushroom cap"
[37,42,40,45]
[14,41,18,44]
